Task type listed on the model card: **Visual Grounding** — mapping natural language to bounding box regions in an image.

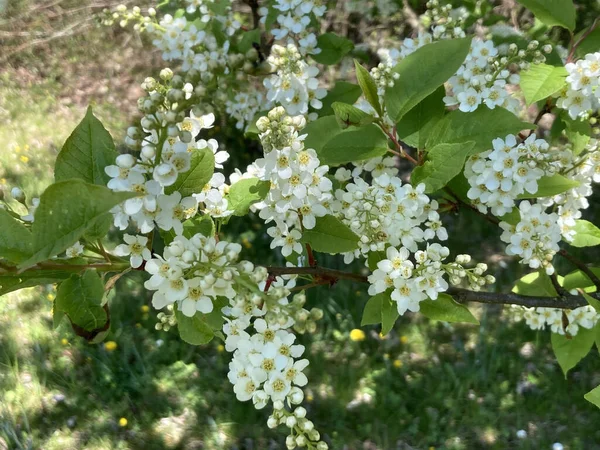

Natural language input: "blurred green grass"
[2,3,600,449]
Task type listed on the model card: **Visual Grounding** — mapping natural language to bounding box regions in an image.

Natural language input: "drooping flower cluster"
[515,304,600,336]
[499,201,562,274]
[330,175,447,263]
[267,0,326,55]
[465,134,557,216]
[557,52,600,120]
[264,44,327,117]
[368,245,494,315]
[250,107,333,257]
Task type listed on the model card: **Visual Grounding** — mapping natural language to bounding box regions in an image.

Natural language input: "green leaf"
[361,292,399,335]
[54,271,107,331]
[175,307,215,345]
[585,384,600,408]
[516,0,576,31]
[0,209,33,264]
[396,86,445,149]
[367,250,386,271]
[426,107,534,153]
[564,114,592,156]
[300,215,359,254]
[319,82,362,116]
[19,180,137,269]
[552,327,595,377]
[227,178,270,216]
[237,28,261,53]
[302,116,343,153]
[385,38,472,122]
[162,215,215,245]
[575,27,600,59]
[562,267,600,292]
[0,269,72,296]
[512,270,558,297]
[318,124,389,166]
[516,174,580,199]
[54,106,117,186]
[419,293,479,324]
[411,141,476,193]
[312,33,354,65]
[582,292,600,312]
[520,63,567,105]
[331,102,374,128]
[354,60,382,117]
[165,147,215,197]
[83,213,113,241]
[570,220,600,248]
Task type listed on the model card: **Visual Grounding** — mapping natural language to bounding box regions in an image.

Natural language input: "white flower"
[114,234,152,268]
[65,241,84,258]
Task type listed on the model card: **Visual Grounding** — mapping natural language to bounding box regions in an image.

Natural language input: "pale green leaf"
[552,327,595,377]
[54,106,117,185]
[419,293,479,324]
[302,116,343,153]
[331,102,374,128]
[354,60,382,116]
[385,38,472,122]
[165,147,215,197]
[19,180,137,269]
[517,174,580,199]
[512,270,558,297]
[318,124,388,166]
[426,107,534,153]
[312,33,354,65]
[227,178,270,216]
[175,307,215,345]
[564,115,592,156]
[411,141,476,193]
[0,209,33,264]
[300,215,359,254]
[319,82,362,116]
[516,0,576,31]
[54,270,107,331]
[361,292,399,335]
[396,86,445,149]
[562,267,600,292]
[584,384,600,409]
[571,220,600,248]
[520,63,567,105]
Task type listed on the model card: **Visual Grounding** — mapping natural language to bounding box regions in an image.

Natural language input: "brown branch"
[567,17,600,63]
[558,249,600,290]
[265,265,594,309]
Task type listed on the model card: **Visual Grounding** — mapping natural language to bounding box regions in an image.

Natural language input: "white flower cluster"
[499,201,562,274]
[516,304,599,336]
[106,102,231,234]
[368,246,494,315]
[225,283,328,450]
[264,44,327,117]
[225,90,265,130]
[445,39,520,113]
[267,0,326,55]
[148,13,232,74]
[251,107,333,257]
[538,140,600,241]
[465,134,556,216]
[329,175,447,263]
[557,52,600,119]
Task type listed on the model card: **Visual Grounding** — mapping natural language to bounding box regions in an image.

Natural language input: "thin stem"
[567,17,600,63]
[97,240,111,263]
[305,243,316,267]
[550,272,568,297]
[558,249,600,289]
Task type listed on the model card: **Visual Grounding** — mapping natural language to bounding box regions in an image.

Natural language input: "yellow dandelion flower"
[46,293,55,302]
[242,237,252,249]
[119,417,128,427]
[61,338,69,346]
[19,155,29,163]
[140,305,150,313]
[104,341,118,352]
[217,344,225,352]
[306,393,314,402]
[393,359,403,369]
[349,329,366,342]
[400,335,409,344]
